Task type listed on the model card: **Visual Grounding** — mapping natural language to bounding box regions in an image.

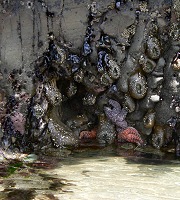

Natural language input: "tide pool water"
[0,146,180,200]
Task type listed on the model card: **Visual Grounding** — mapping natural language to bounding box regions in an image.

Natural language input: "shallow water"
[0,146,180,200]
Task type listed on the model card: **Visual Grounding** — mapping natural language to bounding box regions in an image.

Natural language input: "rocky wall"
[0,0,179,155]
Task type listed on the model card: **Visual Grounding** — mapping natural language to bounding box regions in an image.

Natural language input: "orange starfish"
[117,127,143,145]
[79,128,97,140]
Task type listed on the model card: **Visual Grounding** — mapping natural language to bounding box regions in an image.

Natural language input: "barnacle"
[56,45,66,64]
[139,55,156,73]
[108,60,121,80]
[100,73,113,87]
[74,69,84,83]
[44,79,62,106]
[67,82,77,98]
[169,23,179,41]
[143,110,156,129]
[146,37,161,60]
[83,93,97,105]
[121,25,136,40]
[32,103,47,119]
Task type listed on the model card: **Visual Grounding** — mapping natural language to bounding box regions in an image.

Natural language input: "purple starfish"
[104,99,128,129]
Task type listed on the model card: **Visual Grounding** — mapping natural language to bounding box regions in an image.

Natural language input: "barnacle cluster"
[0,90,7,123]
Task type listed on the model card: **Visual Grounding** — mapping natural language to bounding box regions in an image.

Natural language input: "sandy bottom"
[53,152,180,200]
[0,147,180,200]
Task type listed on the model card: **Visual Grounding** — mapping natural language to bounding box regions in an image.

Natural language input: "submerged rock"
[97,114,116,145]
[48,119,78,148]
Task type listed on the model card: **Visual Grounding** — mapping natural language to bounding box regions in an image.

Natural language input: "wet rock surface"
[0,0,179,156]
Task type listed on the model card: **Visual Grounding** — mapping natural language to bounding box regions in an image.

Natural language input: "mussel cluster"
[0,0,179,156]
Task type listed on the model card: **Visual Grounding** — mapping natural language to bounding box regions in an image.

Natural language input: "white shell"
[150,95,160,102]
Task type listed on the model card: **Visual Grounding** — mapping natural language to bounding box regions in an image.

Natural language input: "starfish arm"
[108,99,121,112]
[116,120,128,129]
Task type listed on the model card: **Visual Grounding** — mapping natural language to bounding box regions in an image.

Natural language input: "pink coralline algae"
[117,127,143,145]
[10,111,26,134]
